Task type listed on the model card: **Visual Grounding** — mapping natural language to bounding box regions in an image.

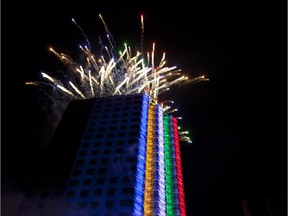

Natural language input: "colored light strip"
[144,105,155,214]
[164,115,176,216]
[133,94,149,215]
[156,105,166,215]
[172,117,187,216]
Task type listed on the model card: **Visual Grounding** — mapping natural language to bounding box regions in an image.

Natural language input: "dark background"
[2,1,287,216]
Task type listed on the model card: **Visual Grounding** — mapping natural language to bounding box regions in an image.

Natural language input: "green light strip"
[164,115,176,216]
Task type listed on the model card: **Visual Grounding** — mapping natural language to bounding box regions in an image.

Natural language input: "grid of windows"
[61,94,147,216]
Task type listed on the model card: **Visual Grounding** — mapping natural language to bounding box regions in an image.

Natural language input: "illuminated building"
[58,94,186,216]
[17,93,187,216]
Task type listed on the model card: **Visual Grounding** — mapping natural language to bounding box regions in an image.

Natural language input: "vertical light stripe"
[144,105,155,215]
[133,94,149,215]
[172,117,187,216]
[156,105,166,215]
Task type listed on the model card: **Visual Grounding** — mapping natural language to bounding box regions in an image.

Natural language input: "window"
[128,139,136,144]
[96,134,104,138]
[102,114,109,119]
[101,158,109,164]
[104,149,111,154]
[104,108,110,113]
[130,123,140,129]
[94,189,102,195]
[118,132,125,137]
[122,112,129,117]
[119,213,130,216]
[97,178,105,184]
[107,188,116,195]
[119,125,126,130]
[84,179,92,185]
[99,168,107,174]
[121,187,134,194]
[105,200,114,208]
[89,159,97,165]
[91,201,99,208]
[98,127,106,132]
[129,131,139,136]
[112,114,119,118]
[107,133,115,137]
[123,176,130,182]
[126,156,137,162]
[117,140,124,146]
[111,120,117,124]
[116,148,123,153]
[132,111,141,116]
[131,118,139,123]
[105,141,113,146]
[120,199,133,207]
[86,169,95,175]
[92,150,99,155]
[80,190,89,197]
[94,142,101,147]
[110,177,117,183]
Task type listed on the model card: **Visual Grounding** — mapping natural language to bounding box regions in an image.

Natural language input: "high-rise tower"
[16,93,187,216]
[59,93,187,216]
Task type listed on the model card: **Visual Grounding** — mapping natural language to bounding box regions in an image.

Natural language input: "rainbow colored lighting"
[134,98,187,215]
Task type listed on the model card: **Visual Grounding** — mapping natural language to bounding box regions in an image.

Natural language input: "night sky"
[2,1,287,216]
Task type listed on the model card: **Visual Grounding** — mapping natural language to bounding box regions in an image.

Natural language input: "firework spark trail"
[69,81,86,99]
[99,14,116,57]
[71,18,91,50]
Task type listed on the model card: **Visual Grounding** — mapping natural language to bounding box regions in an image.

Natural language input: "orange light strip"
[144,105,155,215]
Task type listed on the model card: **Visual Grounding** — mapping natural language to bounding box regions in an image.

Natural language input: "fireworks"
[27,14,207,101]
[26,14,208,143]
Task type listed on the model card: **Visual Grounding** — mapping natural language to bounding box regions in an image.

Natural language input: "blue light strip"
[133,94,149,215]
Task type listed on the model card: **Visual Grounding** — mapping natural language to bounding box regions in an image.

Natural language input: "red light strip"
[172,117,187,216]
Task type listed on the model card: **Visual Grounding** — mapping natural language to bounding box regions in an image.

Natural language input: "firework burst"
[27,14,207,101]
[26,14,208,143]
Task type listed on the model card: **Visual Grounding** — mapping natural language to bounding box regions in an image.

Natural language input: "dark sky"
[2,1,287,216]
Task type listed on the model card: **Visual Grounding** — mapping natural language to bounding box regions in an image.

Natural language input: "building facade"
[62,94,186,216]
[17,93,187,216]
